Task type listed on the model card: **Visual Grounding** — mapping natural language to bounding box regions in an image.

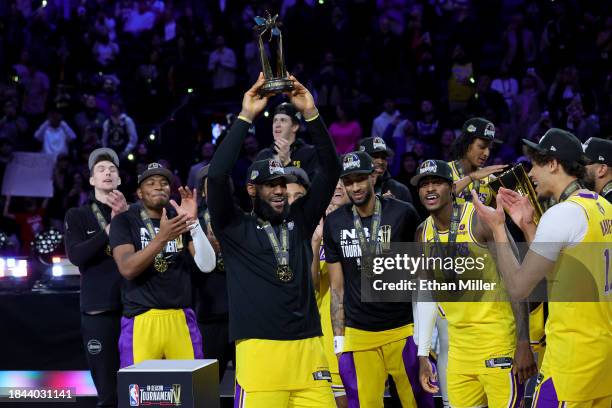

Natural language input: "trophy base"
[259,78,294,95]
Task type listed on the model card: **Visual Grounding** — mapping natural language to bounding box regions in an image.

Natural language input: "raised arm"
[208,74,270,231]
[288,76,341,237]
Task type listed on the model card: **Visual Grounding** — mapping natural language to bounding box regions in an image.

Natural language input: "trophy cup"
[254,11,294,95]
[486,163,544,225]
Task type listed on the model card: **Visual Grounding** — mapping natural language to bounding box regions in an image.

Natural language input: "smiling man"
[110,162,216,368]
[255,102,319,181]
[473,128,612,408]
[207,74,341,407]
[449,118,507,205]
[411,159,535,408]
[323,150,428,407]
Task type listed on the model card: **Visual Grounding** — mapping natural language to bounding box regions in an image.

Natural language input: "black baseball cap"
[522,128,587,164]
[462,117,498,142]
[359,137,393,157]
[583,137,612,166]
[285,166,310,188]
[274,102,301,123]
[340,151,375,178]
[247,159,297,184]
[410,159,454,186]
[88,147,120,171]
[138,162,174,185]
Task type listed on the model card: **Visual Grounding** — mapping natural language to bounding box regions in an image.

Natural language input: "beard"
[254,195,288,224]
[583,172,596,191]
[348,189,373,207]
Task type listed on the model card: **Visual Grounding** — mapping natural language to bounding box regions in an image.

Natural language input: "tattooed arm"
[327,261,345,355]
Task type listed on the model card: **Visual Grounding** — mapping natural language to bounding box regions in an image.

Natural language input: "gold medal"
[277,265,293,282]
[105,245,112,257]
[154,255,168,273]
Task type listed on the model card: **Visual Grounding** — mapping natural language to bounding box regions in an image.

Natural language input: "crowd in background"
[0,0,611,254]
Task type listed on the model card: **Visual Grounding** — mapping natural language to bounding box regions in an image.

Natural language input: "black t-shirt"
[109,203,194,317]
[323,197,420,331]
[208,116,341,342]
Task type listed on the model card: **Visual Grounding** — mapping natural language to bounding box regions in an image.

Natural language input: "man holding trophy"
[473,129,612,408]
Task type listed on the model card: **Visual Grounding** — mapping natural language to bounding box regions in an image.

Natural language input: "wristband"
[189,222,202,234]
[237,115,253,124]
[333,336,345,354]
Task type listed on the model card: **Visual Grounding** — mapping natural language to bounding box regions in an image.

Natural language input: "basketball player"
[64,148,127,407]
[207,74,340,407]
[449,117,507,205]
[582,137,612,203]
[312,180,350,407]
[473,128,612,407]
[412,159,536,408]
[324,150,432,407]
[110,162,216,367]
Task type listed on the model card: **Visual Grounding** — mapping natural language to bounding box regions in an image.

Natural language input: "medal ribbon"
[352,197,382,272]
[91,203,108,230]
[139,207,175,269]
[258,219,290,267]
[558,180,584,203]
[431,202,463,280]
[601,180,612,198]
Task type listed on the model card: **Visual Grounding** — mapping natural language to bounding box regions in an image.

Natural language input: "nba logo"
[129,384,139,406]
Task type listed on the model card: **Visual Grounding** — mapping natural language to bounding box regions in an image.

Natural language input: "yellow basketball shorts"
[338,335,435,408]
[531,374,612,408]
[118,308,203,368]
[234,382,336,408]
[447,370,524,408]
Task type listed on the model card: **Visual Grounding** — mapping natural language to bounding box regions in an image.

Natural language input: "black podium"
[117,360,219,407]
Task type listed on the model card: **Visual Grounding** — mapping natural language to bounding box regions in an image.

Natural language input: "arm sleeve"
[207,118,251,231]
[292,116,341,238]
[34,121,48,141]
[62,121,77,141]
[323,217,341,263]
[530,202,587,261]
[64,208,109,268]
[414,301,437,356]
[190,223,216,272]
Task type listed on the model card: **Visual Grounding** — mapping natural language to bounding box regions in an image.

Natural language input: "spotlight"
[469,76,476,84]
[127,153,135,161]
[33,229,63,256]
[42,0,47,7]
[52,265,63,277]
[263,111,269,118]
[187,88,194,94]
[149,132,156,141]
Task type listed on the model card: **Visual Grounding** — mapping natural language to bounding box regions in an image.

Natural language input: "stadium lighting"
[0,258,4,277]
[128,153,135,161]
[149,131,156,141]
[264,111,269,118]
[187,88,194,94]
[42,0,47,7]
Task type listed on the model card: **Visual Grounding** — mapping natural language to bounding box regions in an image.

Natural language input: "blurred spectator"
[527,111,553,142]
[371,98,399,139]
[313,52,349,110]
[123,0,156,35]
[564,96,600,142]
[73,95,106,138]
[501,13,537,75]
[3,196,47,255]
[208,35,237,92]
[92,33,119,68]
[20,62,50,120]
[187,142,216,189]
[512,70,546,142]
[96,76,121,117]
[47,154,71,230]
[448,44,474,111]
[466,75,509,125]
[438,128,456,162]
[0,100,29,148]
[64,170,89,209]
[387,118,417,176]
[415,99,439,139]
[244,31,268,84]
[34,110,77,159]
[491,66,519,111]
[329,103,362,154]
[101,100,138,160]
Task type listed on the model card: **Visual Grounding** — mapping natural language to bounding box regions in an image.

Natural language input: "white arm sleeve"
[414,302,438,357]
[191,223,216,273]
[530,202,588,261]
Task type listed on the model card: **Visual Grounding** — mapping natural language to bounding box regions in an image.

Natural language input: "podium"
[117,360,219,408]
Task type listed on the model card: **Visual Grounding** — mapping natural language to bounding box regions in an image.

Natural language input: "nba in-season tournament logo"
[129,384,181,406]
